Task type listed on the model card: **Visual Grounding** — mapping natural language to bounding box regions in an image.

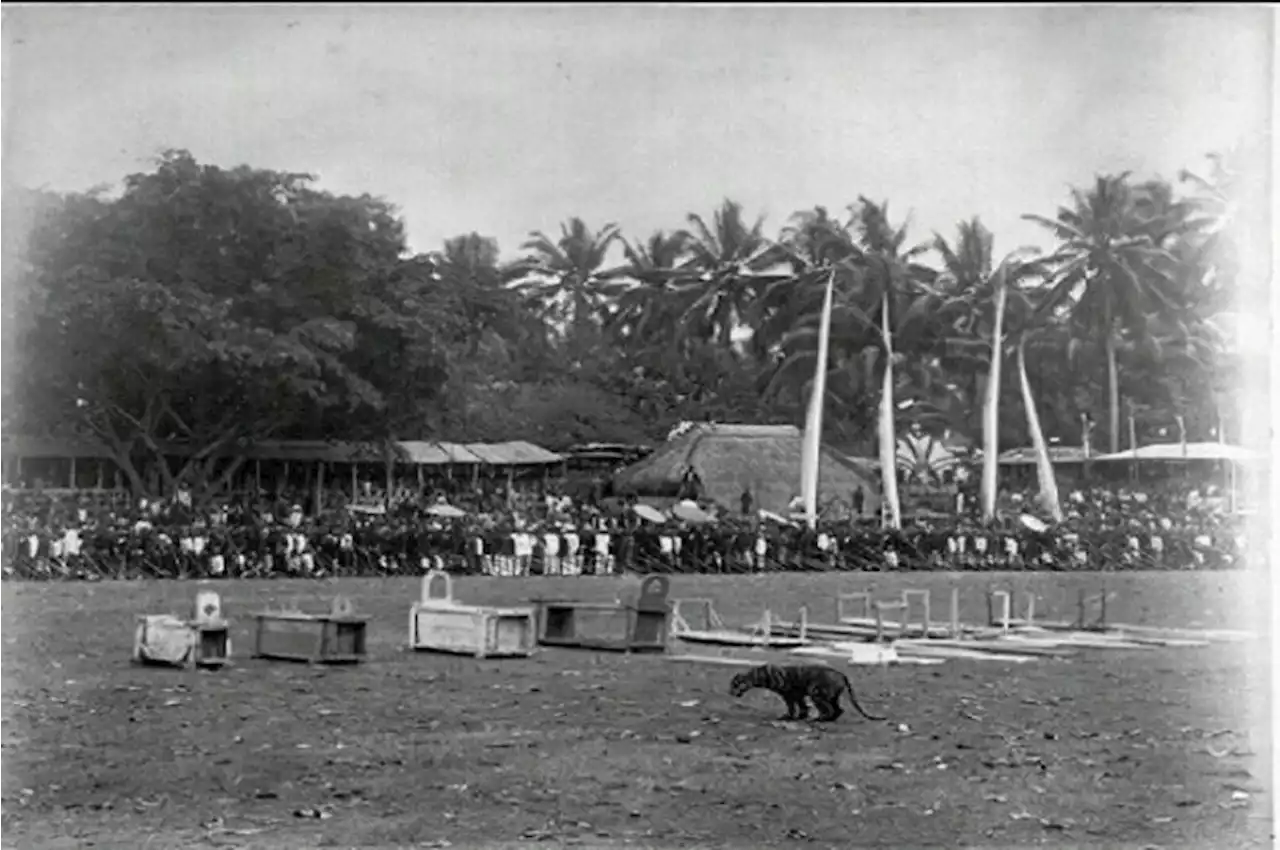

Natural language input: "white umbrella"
[425,504,466,519]
[672,500,714,524]
[1020,514,1049,533]
[633,504,667,524]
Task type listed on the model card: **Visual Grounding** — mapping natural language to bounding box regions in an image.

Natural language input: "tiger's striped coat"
[729,663,885,723]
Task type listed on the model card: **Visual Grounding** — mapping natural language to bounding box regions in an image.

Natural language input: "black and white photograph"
[1,4,1274,848]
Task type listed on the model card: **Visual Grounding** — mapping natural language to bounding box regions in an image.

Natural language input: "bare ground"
[2,571,1273,849]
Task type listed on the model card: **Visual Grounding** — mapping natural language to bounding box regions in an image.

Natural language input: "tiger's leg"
[822,687,845,721]
[781,695,800,720]
[792,692,811,720]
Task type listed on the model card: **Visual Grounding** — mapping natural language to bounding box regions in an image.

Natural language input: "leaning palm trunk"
[878,293,902,529]
[1017,337,1064,522]
[980,279,1008,522]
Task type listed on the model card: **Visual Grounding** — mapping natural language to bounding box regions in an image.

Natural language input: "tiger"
[729,663,885,723]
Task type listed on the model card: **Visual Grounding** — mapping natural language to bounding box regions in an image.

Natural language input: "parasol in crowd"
[1019,514,1049,533]
[425,503,466,519]
[671,500,714,525]
[633,504,667,524]
[758,509,797,527]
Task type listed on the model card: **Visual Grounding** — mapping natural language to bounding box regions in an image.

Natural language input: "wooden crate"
[132,590,230,669]
[410,571,535,659]
[252,596,368,664]
[535,574,670,653]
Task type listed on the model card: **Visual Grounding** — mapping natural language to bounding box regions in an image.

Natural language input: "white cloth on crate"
[136,615,192,666]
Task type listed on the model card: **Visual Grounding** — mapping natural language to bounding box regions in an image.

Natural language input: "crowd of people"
[0,473,1252,581]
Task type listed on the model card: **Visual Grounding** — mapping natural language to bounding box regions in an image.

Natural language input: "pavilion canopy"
[2,435,563,467]
[1090,442,1265,463]
[996,446,1089,466]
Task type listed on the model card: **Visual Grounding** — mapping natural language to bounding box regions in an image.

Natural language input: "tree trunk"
[878,293,902,529]
[1106,333,1120,455]
[1018,337,1063,522]
[980,281,1008,522]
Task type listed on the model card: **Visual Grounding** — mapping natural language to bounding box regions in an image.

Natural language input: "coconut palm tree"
[844,198,939,529]
[507,217,622,339]
[757,204,939,471]
[932,218,1049,521]
[600,230,693,347]
[675,200,789,350]
[1023,173,1182,454]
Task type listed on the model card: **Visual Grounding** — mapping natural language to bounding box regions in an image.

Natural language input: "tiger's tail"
[842,673,886,721]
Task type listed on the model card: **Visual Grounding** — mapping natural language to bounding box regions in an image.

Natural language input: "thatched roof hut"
[612,424,879,519]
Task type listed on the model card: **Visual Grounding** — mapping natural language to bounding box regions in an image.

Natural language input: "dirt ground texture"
[2,570,1274,849]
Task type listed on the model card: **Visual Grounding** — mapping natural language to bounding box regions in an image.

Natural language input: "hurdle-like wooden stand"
[835,588,959,640]
[132,590,230,670]
[535,575,670,653]
[671,599,808,648]
[253,596,368,664]
[410,570,535,659]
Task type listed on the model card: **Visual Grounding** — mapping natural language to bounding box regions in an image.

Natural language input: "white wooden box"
[409,571,535,659]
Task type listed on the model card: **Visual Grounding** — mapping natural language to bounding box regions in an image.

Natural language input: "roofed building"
[612,423,880,519]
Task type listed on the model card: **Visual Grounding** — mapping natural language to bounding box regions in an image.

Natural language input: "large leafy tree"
[4,150,444,497]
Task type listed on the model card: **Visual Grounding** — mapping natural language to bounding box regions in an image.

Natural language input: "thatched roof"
[612,424,879,517]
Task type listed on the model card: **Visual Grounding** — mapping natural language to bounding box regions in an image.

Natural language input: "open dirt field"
[2,571,1274,849]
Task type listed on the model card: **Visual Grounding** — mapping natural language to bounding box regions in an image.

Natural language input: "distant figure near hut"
[740,486,754,516]
[678,465,704,501]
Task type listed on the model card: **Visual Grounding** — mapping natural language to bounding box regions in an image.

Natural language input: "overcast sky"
[2,5,1272,261]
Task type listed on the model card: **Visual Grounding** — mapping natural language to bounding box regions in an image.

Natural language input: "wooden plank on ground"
[894,643,1040,663]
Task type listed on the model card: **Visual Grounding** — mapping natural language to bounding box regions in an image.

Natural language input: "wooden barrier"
[253,596,368,664]
[535,574,670,653]
[837,589,948,639]
[409,571,535,659]
[132,590,230,669]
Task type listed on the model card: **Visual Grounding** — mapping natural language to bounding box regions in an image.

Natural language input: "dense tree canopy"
[2,146,1260,496]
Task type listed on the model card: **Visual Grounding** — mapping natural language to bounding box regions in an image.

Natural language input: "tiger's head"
[729,670,753,697]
